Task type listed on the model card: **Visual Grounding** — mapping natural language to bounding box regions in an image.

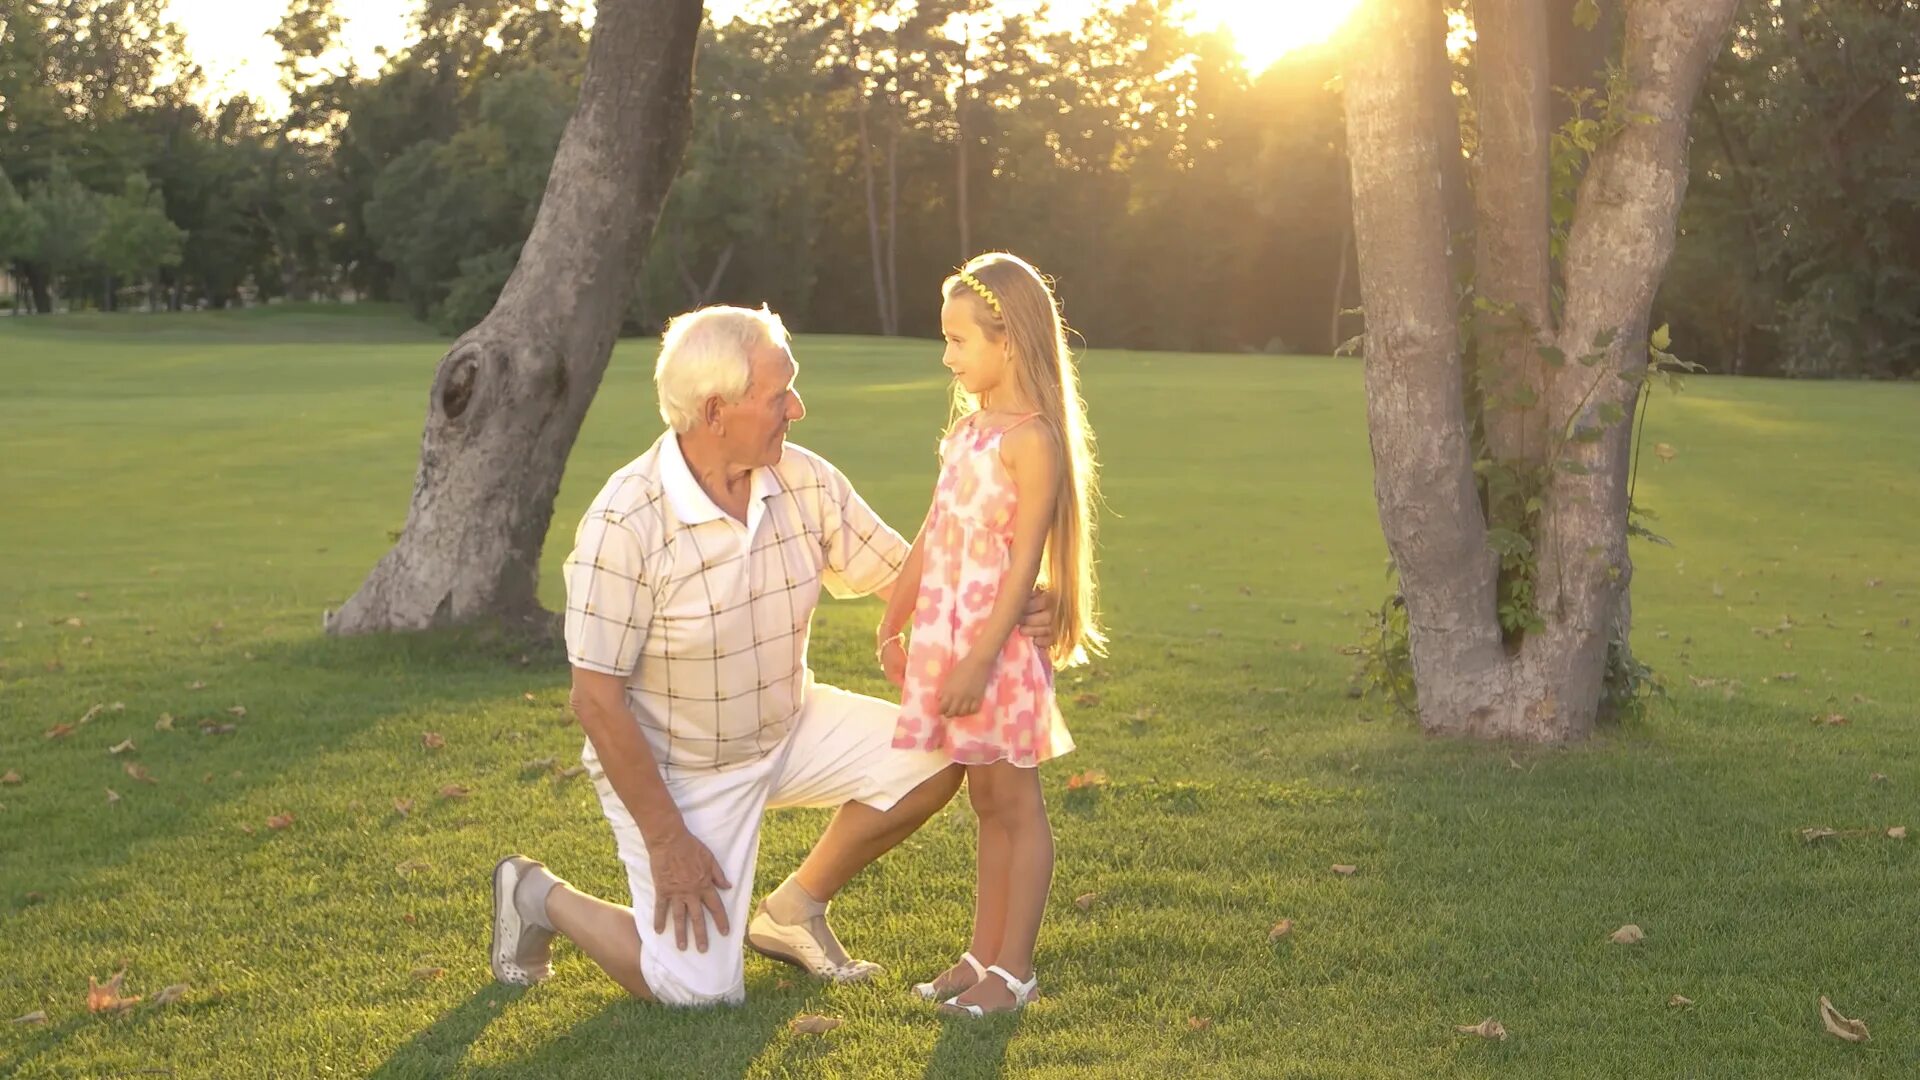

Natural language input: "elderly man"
[489,305,1048,1006]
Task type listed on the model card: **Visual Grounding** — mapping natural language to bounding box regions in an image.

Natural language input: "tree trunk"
[852,23,892,337]
[1328,218,1351,354]
[955,40,972,261]
[1344,0,1736,740]
[26,264,51,314]
[324,0,705,637]
[884,118,900,336]
[1470,0,1553,465]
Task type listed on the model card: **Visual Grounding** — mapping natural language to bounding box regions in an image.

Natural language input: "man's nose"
[788,391,806,421]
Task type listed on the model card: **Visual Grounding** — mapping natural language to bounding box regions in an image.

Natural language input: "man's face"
[715,339,804,468]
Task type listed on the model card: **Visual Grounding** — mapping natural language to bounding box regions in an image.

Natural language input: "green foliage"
[1660,3,1920,377]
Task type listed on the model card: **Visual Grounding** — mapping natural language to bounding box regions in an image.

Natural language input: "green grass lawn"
[2,306,1917,1078]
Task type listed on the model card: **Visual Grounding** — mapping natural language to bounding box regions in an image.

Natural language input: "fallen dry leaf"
[1799,826,1839,843]
[522,756,556,772]
[1654,442,1676,462]
[1870,773,1888,783]
[790,1014,843,1035]
[1812,713,1849,726]
[410,966,446,981]
[1269,919,1295,941]
[1074,892,1098,912]
[1889,826,1908,840]
[108,738,136,755]
[1609,924,1646,945]
[154,713,174,732]
[422,732,445,750]
[187,680,206,691]
[152,983,190,1007]
[86,972,141,1013]
[266,812,295,830]
[523,692,536,702]
[1,770,20,786]
[1819,996,1869,1043]
[1669,994,1694,1008]
[105,788,122,806]
[438,784,470,800]
[1065,770,1109,791]
[239,824,255,835]
[557,765,587,780]
[1186,1016,1213,1031]
[199,722,236,735]
[395,859,431,875]
[393,799,415,817]
[1072,692,1102,707]
[64,616,84,628]
[124,762,156,784]
[76,591,90,601]
[1456,1017,1508,1041]
[227,706,247,718]
[11,1010,49,1025]
[1331,864,1358,877]
[44,723,76,740]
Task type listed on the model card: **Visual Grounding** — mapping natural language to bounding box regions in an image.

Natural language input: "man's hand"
[647,827,732,952]
[1018,587,1056,650]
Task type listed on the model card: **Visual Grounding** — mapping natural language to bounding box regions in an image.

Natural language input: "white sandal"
[913,951,986,1001]
[939,964,1038,1018]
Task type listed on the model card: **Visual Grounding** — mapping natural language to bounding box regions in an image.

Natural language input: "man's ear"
[703,394,725,432]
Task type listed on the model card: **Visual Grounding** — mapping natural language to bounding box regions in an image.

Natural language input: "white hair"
[654,305,790,433]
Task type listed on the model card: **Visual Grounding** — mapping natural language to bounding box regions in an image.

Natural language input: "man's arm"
[570,670,731,953]
[562,508,730,953]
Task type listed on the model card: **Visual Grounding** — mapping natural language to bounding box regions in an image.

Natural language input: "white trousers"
[587,682,950,1006]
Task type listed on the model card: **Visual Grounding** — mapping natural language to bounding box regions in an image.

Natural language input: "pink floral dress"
[892,412,1074,767]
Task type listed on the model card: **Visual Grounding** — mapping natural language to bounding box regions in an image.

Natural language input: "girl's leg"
[924,766,1011,996]
[950,761,1052,1010]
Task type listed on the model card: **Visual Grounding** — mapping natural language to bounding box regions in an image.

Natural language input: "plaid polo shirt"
[563,433,908,776]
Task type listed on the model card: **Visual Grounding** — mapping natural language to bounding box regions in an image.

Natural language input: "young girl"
[879,252,1104,1017]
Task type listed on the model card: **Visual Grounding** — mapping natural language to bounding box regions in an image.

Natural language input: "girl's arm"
[876,507,933,685]
[938,423,1061,716]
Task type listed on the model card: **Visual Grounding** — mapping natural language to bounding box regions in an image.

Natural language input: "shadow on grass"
[920,1009,1022,1080]
[365,983,528,1080]
[1,622,566,919]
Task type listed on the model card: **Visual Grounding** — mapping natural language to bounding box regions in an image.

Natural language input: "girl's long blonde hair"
[945,252,1105,667]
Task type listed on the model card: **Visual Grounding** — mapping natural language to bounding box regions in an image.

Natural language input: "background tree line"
[2,0,1914,377]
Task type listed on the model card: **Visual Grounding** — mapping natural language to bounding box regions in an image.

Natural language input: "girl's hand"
[878,634,907,688]
[938,654,991,717]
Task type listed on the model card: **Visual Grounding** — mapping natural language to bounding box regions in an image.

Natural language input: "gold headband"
[957,271,1002,317]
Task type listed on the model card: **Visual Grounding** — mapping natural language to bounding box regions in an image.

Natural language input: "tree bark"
[1527,0,1738,731]
[1345,0,1511,735]
[1328,217,1351,354]
[325,0,705,637]
[851,17,893,336]
[1345,0,1736,740]
[1470,0,1553,465]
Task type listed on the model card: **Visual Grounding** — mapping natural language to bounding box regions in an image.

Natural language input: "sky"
[162,0,1360,115]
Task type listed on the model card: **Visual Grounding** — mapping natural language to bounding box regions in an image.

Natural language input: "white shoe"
[490,855,556,985]
[913,951,986,1001]
[744,900,884,984]
[938,965,1038,1018]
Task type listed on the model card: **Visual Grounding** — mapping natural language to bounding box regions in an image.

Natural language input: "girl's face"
[941,293,1010,400]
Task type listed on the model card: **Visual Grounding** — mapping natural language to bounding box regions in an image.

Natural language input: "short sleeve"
[818,461,909,600]
[563,511,651,676]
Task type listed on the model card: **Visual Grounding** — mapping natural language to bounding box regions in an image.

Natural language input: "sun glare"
[1186,0,1363,73]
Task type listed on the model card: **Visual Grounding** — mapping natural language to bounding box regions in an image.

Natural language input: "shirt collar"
[657,432,780,528]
